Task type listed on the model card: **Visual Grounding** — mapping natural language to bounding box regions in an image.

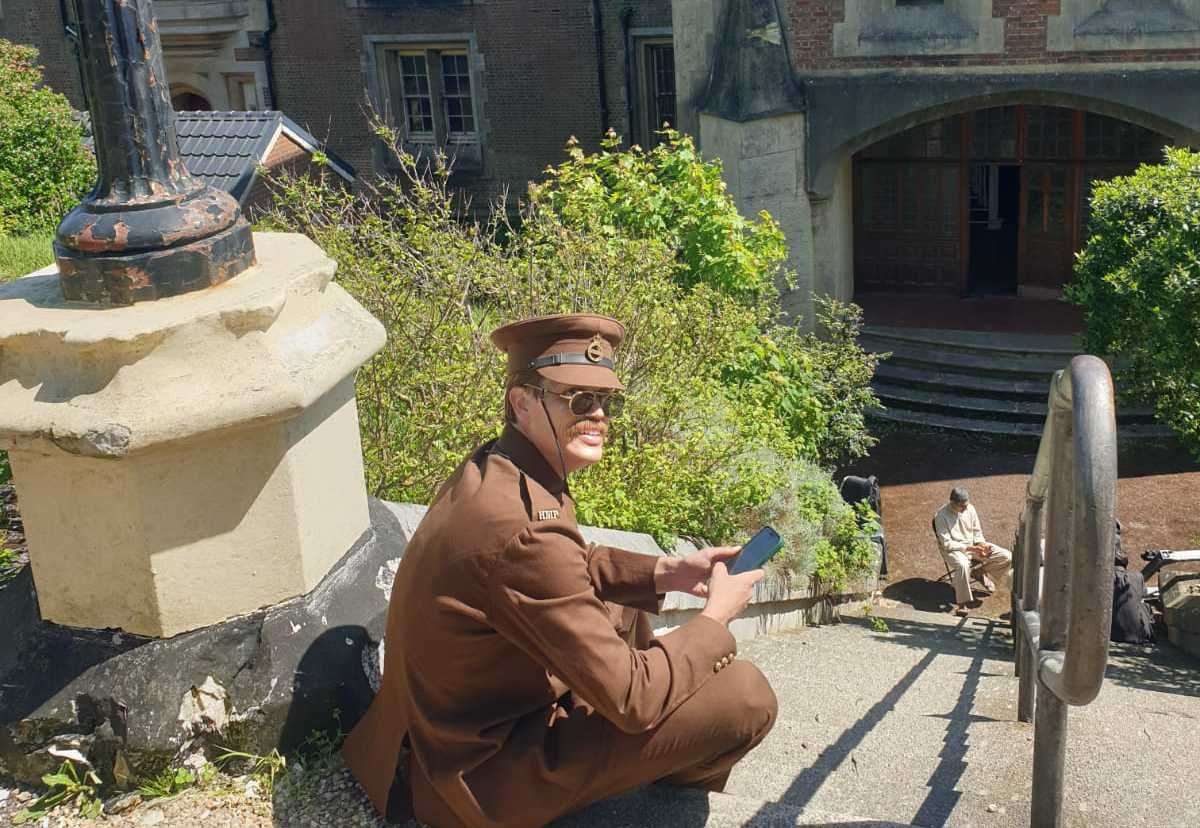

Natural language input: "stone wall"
[786,0,1200,68]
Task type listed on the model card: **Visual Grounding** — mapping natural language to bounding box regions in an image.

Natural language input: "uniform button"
[713,662,721,672]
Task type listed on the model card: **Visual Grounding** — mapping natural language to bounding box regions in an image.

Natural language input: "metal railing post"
[1031,400,1074,827]
[1017,495,1043,724]
[1009,356,1117,828]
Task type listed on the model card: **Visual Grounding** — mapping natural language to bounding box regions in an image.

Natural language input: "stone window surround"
[1047,0,1200,52]
[629,27,675,149]
[833,1,1004,57]
[362,33,486,172]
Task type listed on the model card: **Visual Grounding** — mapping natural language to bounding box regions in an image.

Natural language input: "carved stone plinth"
[0,233,385,637]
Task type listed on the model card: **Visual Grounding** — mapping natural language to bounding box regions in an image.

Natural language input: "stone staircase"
[859,326,1168,437]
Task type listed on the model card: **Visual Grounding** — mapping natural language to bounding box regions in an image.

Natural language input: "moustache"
[567,419,608,438]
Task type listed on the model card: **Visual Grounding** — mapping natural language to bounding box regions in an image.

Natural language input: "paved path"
[563,602,1200,827]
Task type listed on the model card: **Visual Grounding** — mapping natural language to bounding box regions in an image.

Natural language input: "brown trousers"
[401,606,778,828]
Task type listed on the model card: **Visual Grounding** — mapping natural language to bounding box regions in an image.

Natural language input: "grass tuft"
[0,233,55,281]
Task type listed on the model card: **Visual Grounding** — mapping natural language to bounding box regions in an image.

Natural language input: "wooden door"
[854,161,962,293]
[1019,164,1075,294]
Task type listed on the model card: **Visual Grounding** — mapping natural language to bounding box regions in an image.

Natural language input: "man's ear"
[507,385,529,425]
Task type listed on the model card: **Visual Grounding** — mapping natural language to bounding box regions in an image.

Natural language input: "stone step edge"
[860,326,1080,357]
[867,342,1075,379]
[874,362,1052,398]
[868,407,1173,438]
[873,382,1159,424]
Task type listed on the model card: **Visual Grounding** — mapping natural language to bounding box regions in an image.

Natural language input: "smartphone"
[727,526,783,575]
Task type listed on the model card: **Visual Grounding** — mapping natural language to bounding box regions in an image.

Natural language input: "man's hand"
[968,543,993,558]
[700,562,764,627]
[653,546,740,597]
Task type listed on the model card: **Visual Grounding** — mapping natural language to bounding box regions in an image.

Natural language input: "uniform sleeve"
[585,543,662,613]
[934,510,969,554]
[487,521,737,734]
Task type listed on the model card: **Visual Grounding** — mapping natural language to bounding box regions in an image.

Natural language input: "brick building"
[0,1,272,111]
[270,0,674,203]
[7,1,1199,326]
[673,0,1200,322]
[3,0,675,207]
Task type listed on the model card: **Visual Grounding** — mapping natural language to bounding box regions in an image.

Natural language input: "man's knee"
[949,553,971,577]
[714,661,778,742]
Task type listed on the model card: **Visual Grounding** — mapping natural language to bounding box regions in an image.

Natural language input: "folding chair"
[933,516,982,584]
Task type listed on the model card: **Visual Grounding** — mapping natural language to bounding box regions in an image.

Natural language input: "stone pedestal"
[0,233,385,637]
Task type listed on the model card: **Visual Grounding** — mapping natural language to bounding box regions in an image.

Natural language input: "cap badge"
[585,335,606,364]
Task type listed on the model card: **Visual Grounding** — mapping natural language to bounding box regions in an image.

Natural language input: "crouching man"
[934,487,1013,617]
[343,314,778,828]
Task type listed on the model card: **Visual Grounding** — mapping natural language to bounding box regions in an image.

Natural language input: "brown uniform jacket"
[342,427,737,827]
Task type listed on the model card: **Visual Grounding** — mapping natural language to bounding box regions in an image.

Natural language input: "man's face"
[511,378,613,476]
[953,499,969,514]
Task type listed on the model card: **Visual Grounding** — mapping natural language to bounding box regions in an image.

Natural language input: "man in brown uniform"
[343,313,778,828]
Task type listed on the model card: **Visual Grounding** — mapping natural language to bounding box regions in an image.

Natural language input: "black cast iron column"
[55,0,255,305]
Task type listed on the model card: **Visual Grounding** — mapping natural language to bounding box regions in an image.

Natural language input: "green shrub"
[0,40,94,235]
[1067,148,1200,456]
[532,130,787,303]
[531,130,879,468]
[260,119,878,585]
[0,232,55,281]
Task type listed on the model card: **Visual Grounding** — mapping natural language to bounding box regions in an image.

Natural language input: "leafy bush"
[533,130,787,303]
[260,119,878,586]
[1067,148,1200,456]
[0,40,94,235]
[531,130,879,468]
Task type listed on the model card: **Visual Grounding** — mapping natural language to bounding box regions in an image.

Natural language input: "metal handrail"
[1011,355,1117,828]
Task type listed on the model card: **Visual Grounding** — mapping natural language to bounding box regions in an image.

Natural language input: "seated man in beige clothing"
[934,487,1012,617]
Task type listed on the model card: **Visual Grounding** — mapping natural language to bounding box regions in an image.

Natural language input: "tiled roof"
[175,110,281,200]
[79,110,355,202]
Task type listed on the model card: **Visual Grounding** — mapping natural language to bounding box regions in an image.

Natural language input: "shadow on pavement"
[882,577,957,614]
[1105,640,1200,698]
[743,624,953,821]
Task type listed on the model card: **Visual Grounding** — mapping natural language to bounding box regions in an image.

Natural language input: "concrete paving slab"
[715,603,1200,828]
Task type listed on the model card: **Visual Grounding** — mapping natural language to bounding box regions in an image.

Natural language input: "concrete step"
[869,406,1172,438]
[869,406,1044,437]
[874,382,1049,424]
[867,341,1070,382]
[873,382,1160,426]
[874,361,1051,401]
[861,325,1080,360]
[555,786,915,827]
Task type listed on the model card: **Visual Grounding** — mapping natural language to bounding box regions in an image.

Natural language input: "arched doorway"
[852,105,1169,298]
[171,88,212,111]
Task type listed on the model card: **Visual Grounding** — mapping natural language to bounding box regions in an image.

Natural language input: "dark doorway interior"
[967,163,1019,295]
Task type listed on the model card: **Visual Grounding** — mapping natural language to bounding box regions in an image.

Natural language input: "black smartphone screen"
[728,526,783,575]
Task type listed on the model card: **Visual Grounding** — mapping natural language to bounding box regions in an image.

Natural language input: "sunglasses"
[526,385,626,418]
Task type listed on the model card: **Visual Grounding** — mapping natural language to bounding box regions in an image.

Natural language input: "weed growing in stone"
[214,746,287,799]
[12,760,103,823]
[138,766,196,800]
[862,602,890,634]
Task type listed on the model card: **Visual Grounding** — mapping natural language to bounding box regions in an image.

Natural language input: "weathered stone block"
[0,233,386,637]
[1162,572,1200,660]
